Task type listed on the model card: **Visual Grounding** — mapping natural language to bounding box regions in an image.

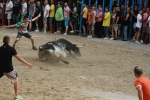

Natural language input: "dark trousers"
[95,21,102,38]
[12,14,19,24]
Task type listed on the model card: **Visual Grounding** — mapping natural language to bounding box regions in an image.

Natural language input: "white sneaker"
[87,35,90,38]
[35,29,39,32]
[14,95,23,100]
[110,38,114,40]
[140,40,143,44]
[132,38,135,41]
[63,33,67,35]
[70,30,74,33]
[135,41,141,44]
[103,37,109,40]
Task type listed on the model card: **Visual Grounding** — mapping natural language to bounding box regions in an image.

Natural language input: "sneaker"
[70,30,74,33]
[87,35,90,38]
[110,38,114,40]
[14,95,23,100]
[148,43,150,46]
[132,38,135,41]
[35,29,39,32]
[103,37,109,40]
[42,30,47,33]
[63,33,67,35]
[135,41,141,44]
[32,46,37,50]
[140,40,143,44]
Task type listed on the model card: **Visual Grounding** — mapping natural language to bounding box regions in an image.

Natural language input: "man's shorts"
[49,17,54,24]
[87,23,92,30]
[7,12,12,19]
[43,17,47,24]
[142,27,148,33]
[133,22,136,28]
[70,17,76,24]
[17,32,32,39]
[92,23,95,30]
[136,27,141,32]
[4,70,18,83]
[21,13,27,19]
[82,18,87,26]
[56,21,62,28]
[104,26,109,34]
[35,18,39,24]
[116,24,121,30]
[28,15,32,20]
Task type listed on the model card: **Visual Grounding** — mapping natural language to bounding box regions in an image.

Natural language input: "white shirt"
[22,2,27,14]
[136,14,142,28]
[92,10,96,24]
[148,16,150,27]
[73,7,76,13]
[5,1,13,14]
[0,3,3,14]
[44,4,50,17]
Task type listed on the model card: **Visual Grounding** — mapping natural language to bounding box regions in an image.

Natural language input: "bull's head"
[71,44,85,57]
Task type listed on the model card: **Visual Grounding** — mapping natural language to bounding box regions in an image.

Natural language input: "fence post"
[118,0,120,6]
[88,0,91,6]
[102,0,105,13]
[109,0,113,13]
[139,0,142,10]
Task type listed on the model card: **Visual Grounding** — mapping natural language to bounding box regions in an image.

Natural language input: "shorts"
[56,21,62,28]
[64,17,70,27]
[35,18,39,24]
[142,27,148,33]
[104,26,109,34]
[7,13,12,19]
[92,23,95,30]
[21,13,27,19]
[4,70,18,83]
[82,18,87,26]
[70,17,76,24]
[114,24,121,32]
[87,23,92,30]
[43,17,47,24]
[148,27,150,38]
[133,22,136,28]
[136,27,141,32]
[16,32,32,39]
[49,17,54,24]
[28,15,32,20]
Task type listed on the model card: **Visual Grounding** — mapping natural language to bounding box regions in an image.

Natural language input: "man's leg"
[82,25,86,36]
[29,15,32,30]
[70,22,74,31]
[14,81,19,96]
[30,37,37,50]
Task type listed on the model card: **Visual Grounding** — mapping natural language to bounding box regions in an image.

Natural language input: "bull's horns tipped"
[76,44,85,48]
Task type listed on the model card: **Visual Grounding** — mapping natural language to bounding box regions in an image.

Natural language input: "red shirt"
[134,76,150,100]
[87,11,94,24]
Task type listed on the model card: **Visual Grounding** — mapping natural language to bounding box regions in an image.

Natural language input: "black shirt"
[0,44,17,73]
[13,3,22,16]
[116,11,122,24]
[123,13,131,26]
[132,10,138,23]
[35,6,41,16]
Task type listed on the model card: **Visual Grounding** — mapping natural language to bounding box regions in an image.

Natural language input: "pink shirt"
[64,6,70,17]
[96,11,103,22]
[143,13,149,27]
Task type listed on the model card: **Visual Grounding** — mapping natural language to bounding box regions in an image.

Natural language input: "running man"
[3,14,41,50]
[0,36,33,100]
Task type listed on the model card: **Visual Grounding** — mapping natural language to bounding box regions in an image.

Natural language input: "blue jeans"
[123,26,128,40]
[64,17,70,27]
[12,14,19,24]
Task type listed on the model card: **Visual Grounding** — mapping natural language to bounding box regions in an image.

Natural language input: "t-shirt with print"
[44,4,50,17]
[0,44,17,73]
[96,11,103,22]
[142,12,149,27]
[82,7,88,19]
[87,11,94,24]
[136,14,142,28]
[22,2,27,14]
[49,4,55,17]
[35,6,41,16]
[29,2,36,15]
[64,6,70,18]
[116,11,122,24]
[148,16,150,27]
[134,76,150,100]
[55,7,63,21]
[0,3,3,14]
[5,1,13,14]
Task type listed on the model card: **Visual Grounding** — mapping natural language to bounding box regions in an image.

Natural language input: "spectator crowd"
[0,0,150,46]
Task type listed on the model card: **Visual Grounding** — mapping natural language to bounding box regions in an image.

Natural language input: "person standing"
[147,15,150,46]
[21,0,27,22]
[80,3,88,37]
[42,0,50,33]
[91,7,96,37]
[63,2,70,35]
[28,0,36,31]
[95,7,103,38]
[134,66,150,100]
[0,36,33,100]
[5,0,13,25]
[122,7,130,41]
[55,3,63,34]
[103,7,111,40]
[0,0,3,25]
[34,1,41,32]
[49,0,55,33]
[12,0,21,24]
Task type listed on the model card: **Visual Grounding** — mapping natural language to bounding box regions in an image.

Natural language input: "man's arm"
[136,86,143,100]
[28,13,41,22]
[15,54,33,68]
[124,13,129,21]
[3,24,16,28]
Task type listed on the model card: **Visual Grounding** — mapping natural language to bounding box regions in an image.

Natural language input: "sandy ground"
[0,28,150,100]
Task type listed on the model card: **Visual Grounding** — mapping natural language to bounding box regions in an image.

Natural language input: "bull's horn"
[76,44,85,48]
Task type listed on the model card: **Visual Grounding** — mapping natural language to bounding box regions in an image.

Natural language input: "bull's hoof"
[63,61,69,64]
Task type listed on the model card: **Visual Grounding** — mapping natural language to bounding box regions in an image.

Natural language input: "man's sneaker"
[63,33,67,35]
[103,37,109,40]
[132,38,135,41]
[148,43,150,46]
[32,46,37,50]
[140,40,143,44]
[110,38,114,40]
[35,29,39,32]
[42,30,47,33]
[135,41,141,44]
[14,95,23,100]
[70,30,74,33]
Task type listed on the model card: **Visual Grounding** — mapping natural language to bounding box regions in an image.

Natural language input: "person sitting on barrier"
[3,14,41,50]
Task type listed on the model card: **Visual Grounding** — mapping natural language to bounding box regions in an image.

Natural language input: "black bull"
[38,38,83,64]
